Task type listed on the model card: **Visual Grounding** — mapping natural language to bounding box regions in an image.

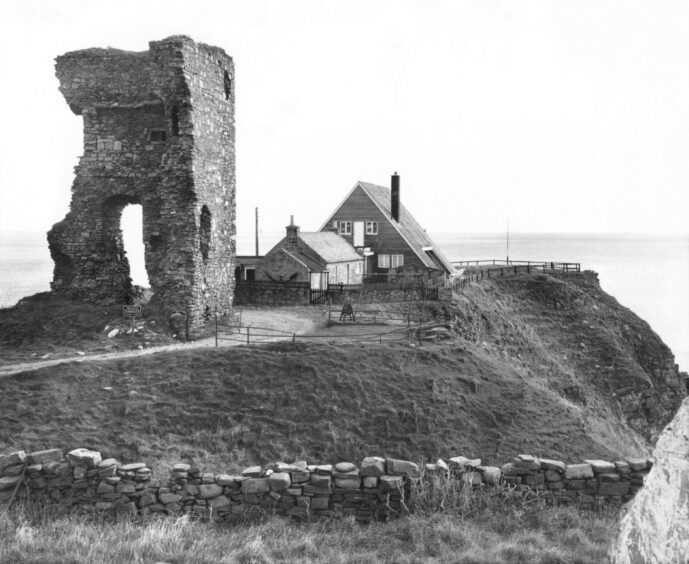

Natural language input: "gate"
[309,289,330,304]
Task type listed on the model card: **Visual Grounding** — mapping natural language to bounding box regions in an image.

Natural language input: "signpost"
[123,305,143,332]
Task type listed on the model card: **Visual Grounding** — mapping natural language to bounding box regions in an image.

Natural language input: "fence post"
[215,310,218,347]
[246,326,250,345]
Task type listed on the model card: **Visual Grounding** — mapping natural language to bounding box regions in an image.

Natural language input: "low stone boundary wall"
[0,449,652,523]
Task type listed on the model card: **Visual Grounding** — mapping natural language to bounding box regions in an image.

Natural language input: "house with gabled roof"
[319,173,455,277]
[256,216,364,288]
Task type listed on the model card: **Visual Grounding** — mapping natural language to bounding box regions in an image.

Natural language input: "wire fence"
[212,318,449,347]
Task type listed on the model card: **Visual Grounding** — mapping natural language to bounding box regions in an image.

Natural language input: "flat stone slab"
[0,475,23,490]
[0,451,26,470]
[268,472,291,492]
[480,466,502,485]
[564,463,594,480]
[119,463,146,472]
[380,475,404,490]
[216,474,242,487]
[159,493,182,504]
[386,459,420,478]
[513,454,540,471]
[539,458,566,473]
[27,449,62,465]
[198,484,223,499]
[449,456,482,471]
[360,457,385,477]
[627,458,648,472]
[584,459,616,474]
[243,478,270,495]
[242,466,262,478]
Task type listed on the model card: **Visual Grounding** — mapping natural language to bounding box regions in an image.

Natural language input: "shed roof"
[299,231,362,264]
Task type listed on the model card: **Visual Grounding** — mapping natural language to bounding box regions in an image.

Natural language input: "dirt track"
[0,306,324,378]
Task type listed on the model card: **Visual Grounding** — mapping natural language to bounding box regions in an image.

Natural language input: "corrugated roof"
[357,182,455,273]
[299,231,362,264]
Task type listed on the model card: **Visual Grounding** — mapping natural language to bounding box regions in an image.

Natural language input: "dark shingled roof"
[357,182,455,274]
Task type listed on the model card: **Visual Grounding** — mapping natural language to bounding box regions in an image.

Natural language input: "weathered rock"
[159,493,183,504]
[362,476,379,488]
[0,475,23,490]
[242,466,262,478]
[119,463,146,472]
[268,473,291,492]
[386,459,420,478]
[216,474,242,487]
[564,463,594,480]
[435,459,450,473]
[449,456,482,471]
[243,478,270,495]
[360,457,385,477]
[513,454,541,471]
[380,475,404,490]
[334,462,357,473]
[539,458,566,473]
[67,448,102,468]
[610,398,689,563]
[334,478,361,489]
[584,459,615,474]
[627,458,648,472]
[0,452,26,471]
[198,484,223,499]
[29,448,62,464]
[598,481,630,497]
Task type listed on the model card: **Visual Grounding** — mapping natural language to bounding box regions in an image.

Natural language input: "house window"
[378,254,404,269]
[149,130,167,143]
[365,221,378,235]
[339,221,352,235]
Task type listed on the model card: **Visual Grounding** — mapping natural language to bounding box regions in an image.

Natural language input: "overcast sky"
[1,0,688,244]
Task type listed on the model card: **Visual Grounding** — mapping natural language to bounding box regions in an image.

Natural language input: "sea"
[1,230,687,371]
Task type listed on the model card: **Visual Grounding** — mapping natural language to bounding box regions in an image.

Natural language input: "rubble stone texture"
[47,36,236,324]
[610,398,689,563]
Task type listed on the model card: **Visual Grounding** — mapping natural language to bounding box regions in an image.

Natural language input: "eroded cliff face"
[609,397,689,563]
[448,270,686,447]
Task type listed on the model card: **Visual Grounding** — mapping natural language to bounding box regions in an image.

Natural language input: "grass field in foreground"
[0,487,618,564]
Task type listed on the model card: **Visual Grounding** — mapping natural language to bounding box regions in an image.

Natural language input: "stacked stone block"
[0,448,652,522]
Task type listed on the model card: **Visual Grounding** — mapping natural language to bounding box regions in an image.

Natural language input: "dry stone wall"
[48,36,235,325]
[0,448,652,523]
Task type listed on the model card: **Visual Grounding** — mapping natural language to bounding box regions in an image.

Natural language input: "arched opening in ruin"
[121,204,150,288]
[200,205,212,262]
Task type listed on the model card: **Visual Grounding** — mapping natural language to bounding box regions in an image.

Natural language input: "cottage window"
[378,254,390,268]
[338,221,352,235]
[365,221,378,235]
[391,254,404,268]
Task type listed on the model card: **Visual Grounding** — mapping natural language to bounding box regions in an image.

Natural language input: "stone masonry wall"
[47,36,235,325]
[0,448,652,524]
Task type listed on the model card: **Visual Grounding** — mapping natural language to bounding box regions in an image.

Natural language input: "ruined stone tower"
[48,36,235,325]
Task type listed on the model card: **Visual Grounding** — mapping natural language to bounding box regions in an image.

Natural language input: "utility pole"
[506,218,510,265]
[255,207,259,257]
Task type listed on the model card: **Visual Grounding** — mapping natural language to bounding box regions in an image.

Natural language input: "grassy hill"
[0,270,684,473]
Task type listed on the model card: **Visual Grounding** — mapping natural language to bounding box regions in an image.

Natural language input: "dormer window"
[149,130,167,143]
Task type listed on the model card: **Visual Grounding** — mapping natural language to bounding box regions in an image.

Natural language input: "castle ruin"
[48,36,235,324]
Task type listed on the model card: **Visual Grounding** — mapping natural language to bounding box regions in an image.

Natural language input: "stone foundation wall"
[233,284,310,306]
[0,448,651,523]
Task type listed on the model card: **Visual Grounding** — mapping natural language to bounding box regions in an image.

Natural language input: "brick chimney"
[285,215,300,249]
[391,172,400,222]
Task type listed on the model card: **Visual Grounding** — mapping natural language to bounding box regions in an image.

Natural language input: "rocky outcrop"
[609,397,689,563]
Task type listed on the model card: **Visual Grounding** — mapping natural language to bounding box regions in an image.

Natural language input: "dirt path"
[0,305,323,378]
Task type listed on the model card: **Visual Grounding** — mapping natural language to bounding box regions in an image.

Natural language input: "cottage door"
[353,221,364,247]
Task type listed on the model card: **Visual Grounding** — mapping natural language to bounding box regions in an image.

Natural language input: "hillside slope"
[0,270,684,472]
[449,270,686,444]
[0,339,650,473]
